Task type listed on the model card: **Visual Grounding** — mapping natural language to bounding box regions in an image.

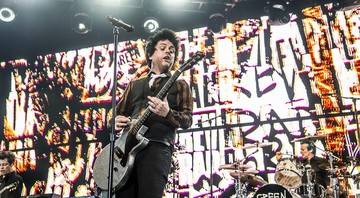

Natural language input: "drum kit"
[219,135,354,198]
[219,161,267,198]
[219,142,270,198]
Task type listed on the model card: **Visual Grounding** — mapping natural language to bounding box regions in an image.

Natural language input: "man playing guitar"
[109,28,194,198]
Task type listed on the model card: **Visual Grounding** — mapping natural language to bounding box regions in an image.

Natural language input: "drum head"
[254,184,293,197]
[275,158,302,189]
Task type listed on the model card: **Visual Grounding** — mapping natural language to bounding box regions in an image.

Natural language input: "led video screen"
[1,4,359,197]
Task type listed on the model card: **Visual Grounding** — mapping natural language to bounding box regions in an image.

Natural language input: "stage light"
[265,3,290,26]
[207,13,226,33]
[71,12,93,34]
[333,0,360,11]
[143,17,160,34]
[0,6,16,23]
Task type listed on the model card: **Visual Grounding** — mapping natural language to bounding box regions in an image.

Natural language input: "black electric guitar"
[93,51,205,191]
[0,181,19,197]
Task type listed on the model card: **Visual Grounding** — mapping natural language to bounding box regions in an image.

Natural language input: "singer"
[107,28,193,198]
[0,151,24,198]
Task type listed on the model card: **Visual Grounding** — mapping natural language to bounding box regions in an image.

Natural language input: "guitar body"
[93,125,149,190]
[93,51,204,191]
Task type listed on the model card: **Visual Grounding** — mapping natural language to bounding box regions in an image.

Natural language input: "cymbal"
[219,163,252,170]
[292,135,327,142]
[230,172,267,186]
[230,169,260,175]
[240,142,274,149]
[319,161,346,169]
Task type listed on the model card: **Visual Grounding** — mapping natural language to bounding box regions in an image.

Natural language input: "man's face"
[149,39,175,73]
[0,159,12,176]
[300,143,312,159]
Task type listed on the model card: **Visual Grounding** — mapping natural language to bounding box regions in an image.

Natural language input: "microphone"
[106,16,134,32]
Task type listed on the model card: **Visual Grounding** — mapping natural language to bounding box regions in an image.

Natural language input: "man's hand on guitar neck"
[114,115,131,133]
[148,96,170,117]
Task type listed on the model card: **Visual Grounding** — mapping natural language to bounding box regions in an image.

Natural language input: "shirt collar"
[148,71,171,78]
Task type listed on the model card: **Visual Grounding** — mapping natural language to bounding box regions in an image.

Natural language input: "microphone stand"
[107,26,120,198]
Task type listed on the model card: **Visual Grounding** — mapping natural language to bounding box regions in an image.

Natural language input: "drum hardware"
[218,163,252,171]
[219,161,252,198]
[234,177,247,198]
[230,163,249,198]
[305,164,315,198]
[230,170,260,175]
[224,144,269,197]
[313,144,342,198]
[219,160,260,198]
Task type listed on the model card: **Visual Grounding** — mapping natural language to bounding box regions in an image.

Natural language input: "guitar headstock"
[178,51,205,72]
[0,181,19,194]
[8,181,19,192]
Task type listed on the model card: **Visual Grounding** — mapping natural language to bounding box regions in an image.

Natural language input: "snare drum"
[253,184,301,198]
[275,158,303,189]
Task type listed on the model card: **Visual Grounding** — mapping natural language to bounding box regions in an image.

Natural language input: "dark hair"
[145,28,180,66]
[301,141,316,155]
[0,151,15,165]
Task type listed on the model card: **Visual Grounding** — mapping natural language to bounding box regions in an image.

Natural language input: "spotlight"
[71,12,93,34]
[333,0,360,11]
[143,17,160,34]
[207,13,226,34]
[0,6,16,23]
[265,4,290,26]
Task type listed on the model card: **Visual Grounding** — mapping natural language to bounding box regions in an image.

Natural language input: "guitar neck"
[130,70,181,135]
[129,51,204,136]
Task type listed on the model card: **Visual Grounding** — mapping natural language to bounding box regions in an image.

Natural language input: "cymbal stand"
[233,161,247,198]
[327,151,340,198]
[234,175,247,198]
[235,150,258,198]
[304,165,314,198]
[314,145,341,198]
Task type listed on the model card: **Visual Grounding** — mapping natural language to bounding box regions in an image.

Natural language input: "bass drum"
[253,184,301,198]
[275,158,303,189]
